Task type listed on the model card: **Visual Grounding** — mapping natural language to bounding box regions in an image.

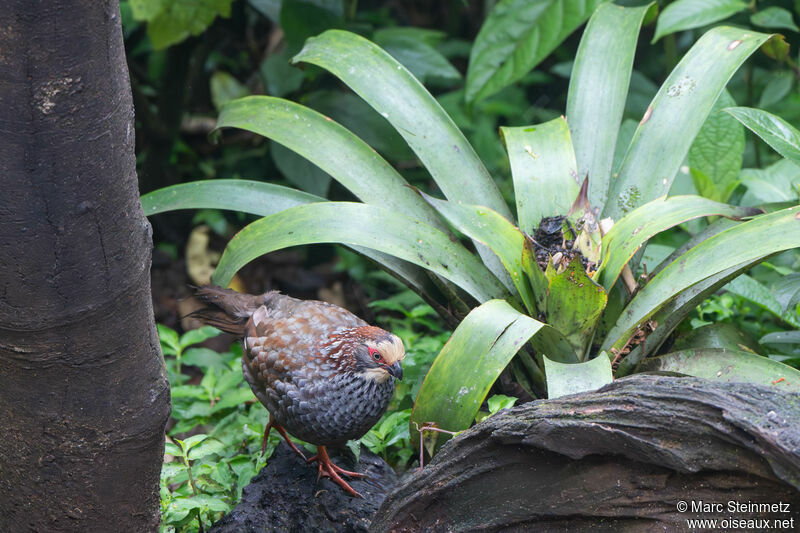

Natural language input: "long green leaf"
[215,96,448,233]
[726,275,800,328]
[543,353,613,399]
[602,206,800,352]
[501,117,579,234]
[291,30,512,286]
[211,202,509,303]
[140,180,438,300]
[465,0,608,104]
[724,107,800,166]
[639,349,800,392]
[420,194,534,313]
[594,195,758,290]
[604,26,770,221]
[140,179,322,216]
[292,30,510,219]
[615,259,760,376]
[567,2,652,209]
[410,299,569,452]
[652,0,748,43]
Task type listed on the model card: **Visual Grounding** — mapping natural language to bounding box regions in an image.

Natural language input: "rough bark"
[372,376,800,532]
[211,443,398,532]
[0,1,170,530]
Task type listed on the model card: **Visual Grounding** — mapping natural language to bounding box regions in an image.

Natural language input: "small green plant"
[158,325,272,532]
[143,3,800,459]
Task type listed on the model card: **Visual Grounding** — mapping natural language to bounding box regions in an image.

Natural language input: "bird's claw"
[308,446,364,498]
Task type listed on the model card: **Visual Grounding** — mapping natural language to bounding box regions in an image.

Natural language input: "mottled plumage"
[191,286,405,497]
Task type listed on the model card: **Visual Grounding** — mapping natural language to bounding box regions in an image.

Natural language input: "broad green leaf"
[605,27,770,222]
[773,273,800,313]
[465,0,608,104]
[758,71,795,109]
[211,202,509,303]
[487,394,518,414]
[143,0,234,50]
[595,195,757,290]
[652,0,747,43]
[179,326,222,349]
[761,34,790,61]
[602,206,800,353]
[761,330,800,346]
[157,323,180,353]
[292,31,510,219]
[211,388,256,413]
[543,353,613,399]
[171,494,231,513]
[725,107,800,166]
[567,2,652,209]
[639,349,800,392]
[420,195,535,313]
[182,348,229,371]
[180,434,209,451]
[216,96,448,232]
[210,72,249,112]
[751,7,799,32]
[164,442,182,458]
[260,47,305,98]
[292,30,512,283]
[373,31,462,87]
[725,275,800,328]
[187,437,226,460]
[501,117,579,234]
[545,257,607,359]
[688,90,744,202]
[672,322,762,354]
[410,300,570,452]
[140,180,443,310]
[740,159,800,205]
[270,142,331,197]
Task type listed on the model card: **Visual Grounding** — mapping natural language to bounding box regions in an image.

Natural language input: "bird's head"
[350,326,405,383]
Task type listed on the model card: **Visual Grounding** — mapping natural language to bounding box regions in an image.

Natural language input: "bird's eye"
[368,347,381,360]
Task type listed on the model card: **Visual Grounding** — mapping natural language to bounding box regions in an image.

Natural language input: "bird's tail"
[188,286,275,336]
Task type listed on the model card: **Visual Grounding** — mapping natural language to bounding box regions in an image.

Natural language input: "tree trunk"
[0,1,170,530]
[372,375,800,532]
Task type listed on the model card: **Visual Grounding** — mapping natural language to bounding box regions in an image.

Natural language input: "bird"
[189,286,405,497]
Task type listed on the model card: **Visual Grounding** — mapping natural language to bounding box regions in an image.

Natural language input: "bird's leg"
[307,445,365,498]
[262,414,306,460]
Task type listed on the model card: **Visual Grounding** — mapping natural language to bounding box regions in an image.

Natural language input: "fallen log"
[371,375,800,532]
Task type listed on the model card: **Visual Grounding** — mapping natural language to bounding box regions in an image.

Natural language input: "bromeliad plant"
[142,3,800,455]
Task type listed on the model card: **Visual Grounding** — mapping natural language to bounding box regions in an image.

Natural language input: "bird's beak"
[388,361,403,381]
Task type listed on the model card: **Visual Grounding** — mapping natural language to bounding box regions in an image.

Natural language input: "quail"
[190,286,405,497]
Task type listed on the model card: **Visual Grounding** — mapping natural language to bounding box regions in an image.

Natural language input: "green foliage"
[141,1,800,466]
[653,0,748,43]
[129,0,234,49]
[465,0,608,103]
[157,326,271,532]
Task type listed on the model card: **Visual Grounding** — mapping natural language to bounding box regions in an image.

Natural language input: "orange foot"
[307,445,365,498]
[262,415,306,460]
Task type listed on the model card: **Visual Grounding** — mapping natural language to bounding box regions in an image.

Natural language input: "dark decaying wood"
[0,1,170,530]
[211,443,398,532]
[371,375,800,532]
